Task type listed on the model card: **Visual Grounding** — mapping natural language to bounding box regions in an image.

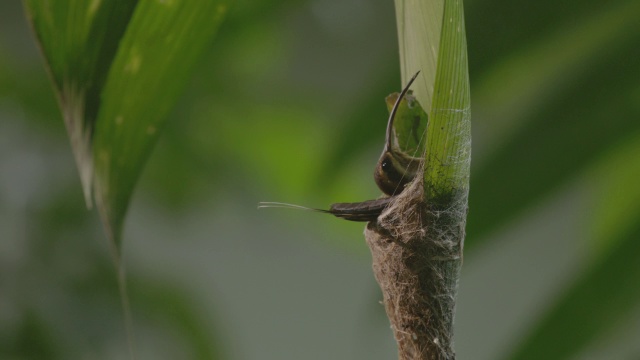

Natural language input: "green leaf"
[23,0,138,204]
[395,0,443,116]
[503,223,640,360]
[396,0,471,201]
[465,1,640,247]
[505,133,640,359]
[25,1,231,253]
[92,1,229,251]
[588,133,640,253]
[423,0,471,200]
[501,98,640,360]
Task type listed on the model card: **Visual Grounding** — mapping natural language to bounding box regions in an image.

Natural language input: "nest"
[364,172,467,360]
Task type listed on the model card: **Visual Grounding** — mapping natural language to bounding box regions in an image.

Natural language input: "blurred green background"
[2,0,640,359]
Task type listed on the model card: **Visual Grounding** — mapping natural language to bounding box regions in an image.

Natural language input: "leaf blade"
[395,0,472,201]
[92,1,230,249]
[424,0,471,200]
[465,1,640,247]
[395,0,443,115]
[505,132,640,359]
[23,0,138,205]
[504,223,640,360]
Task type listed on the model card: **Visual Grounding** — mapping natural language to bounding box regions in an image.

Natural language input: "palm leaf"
[24,0,231,254]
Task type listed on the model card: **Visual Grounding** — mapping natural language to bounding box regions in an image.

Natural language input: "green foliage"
[24,0,231,254]
[395,0,471,201]
[506,222,640,359]
[2,0,639,358]
[23,0,138,204]
[464,0,640,358]
[465,1,640,244]
[394,0,443,115]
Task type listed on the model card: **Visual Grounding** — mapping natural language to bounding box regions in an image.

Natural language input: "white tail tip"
[257,202,327,212]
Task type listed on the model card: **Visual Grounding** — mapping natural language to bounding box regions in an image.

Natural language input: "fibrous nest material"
[364,171,466,360]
